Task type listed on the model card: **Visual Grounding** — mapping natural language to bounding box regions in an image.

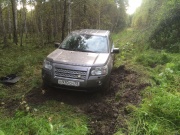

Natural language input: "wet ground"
[2,65,149,135]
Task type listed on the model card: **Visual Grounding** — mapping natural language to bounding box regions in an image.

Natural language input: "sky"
[127,0,142,15]
[17,4,35,12]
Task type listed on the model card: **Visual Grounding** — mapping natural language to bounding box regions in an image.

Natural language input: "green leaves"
[131,0,180,53]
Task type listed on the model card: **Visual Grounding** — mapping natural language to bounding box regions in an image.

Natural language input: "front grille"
[54,68,87,80]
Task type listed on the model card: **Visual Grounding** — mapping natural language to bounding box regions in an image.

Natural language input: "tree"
[0,1,7,47]
[7,0,11,39]
[34,0,45,45]
[20,0,27,46]
[0,0,128,47]
[113,0,128,32]
[68,0,72,33]
[61,0,67,41]
[11,0,18,45]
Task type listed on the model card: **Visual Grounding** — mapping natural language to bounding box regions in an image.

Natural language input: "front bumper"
[42,65,110,92]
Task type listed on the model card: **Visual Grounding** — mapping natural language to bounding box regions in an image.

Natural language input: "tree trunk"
[61,0,67,41]
[68,0,72,34]
[98,1,101,29]
[24,5,27,39]
[11,0,18,45]
[53,0,58,40]
[20,0,27,46]
[35,0,44,46]
[24,14,27,38]
[0,3,7,48]
[40,15,45,46]
[8,2,11,39]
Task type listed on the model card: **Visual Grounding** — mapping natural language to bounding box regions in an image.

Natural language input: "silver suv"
[42,29,119,92]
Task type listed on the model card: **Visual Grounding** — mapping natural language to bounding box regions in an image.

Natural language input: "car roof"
[71,29,110,36]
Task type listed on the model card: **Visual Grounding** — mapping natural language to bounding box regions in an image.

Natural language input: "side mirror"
[54,42,60,48]
[112,48,120,53]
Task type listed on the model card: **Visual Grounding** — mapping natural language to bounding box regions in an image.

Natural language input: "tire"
[42,80,49,90]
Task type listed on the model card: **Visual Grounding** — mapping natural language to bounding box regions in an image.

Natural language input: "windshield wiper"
[78,50,96,53]
[60,48,73,51]
[60,48,98,53]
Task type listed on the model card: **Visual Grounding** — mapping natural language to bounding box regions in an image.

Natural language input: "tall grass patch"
[0,45,89,135]
[113,28,180,134]
[128,52,180,135]
[135,50,171,67]
[0,45,54,100]
[0,101,89,135]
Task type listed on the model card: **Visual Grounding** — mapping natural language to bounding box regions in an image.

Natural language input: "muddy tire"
[99,79,111,94]
[42,81,49,90]
[105,80,111,92]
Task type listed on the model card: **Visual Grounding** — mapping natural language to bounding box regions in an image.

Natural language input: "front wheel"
[99,77,111,93]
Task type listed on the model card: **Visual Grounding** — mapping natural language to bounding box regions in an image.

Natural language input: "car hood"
[47,49,109,66]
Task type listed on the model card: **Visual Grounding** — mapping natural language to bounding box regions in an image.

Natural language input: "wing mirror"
[112,48,120,53]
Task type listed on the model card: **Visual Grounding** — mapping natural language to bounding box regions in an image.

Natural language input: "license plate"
[58,80,80,87]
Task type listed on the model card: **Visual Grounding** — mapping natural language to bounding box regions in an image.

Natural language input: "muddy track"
[2,65,149,135]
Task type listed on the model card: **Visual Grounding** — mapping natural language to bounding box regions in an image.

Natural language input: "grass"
[0,30,179,134]
[0,45,54,99]
[0,101,89,135]
[113,29,180,135]
[0,44,89,135]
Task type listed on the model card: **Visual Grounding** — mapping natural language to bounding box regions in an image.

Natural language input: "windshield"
[59,34,108,53]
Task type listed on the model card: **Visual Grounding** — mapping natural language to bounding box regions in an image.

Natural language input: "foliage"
[0,0,127,46]
[131,0,180,52]
[150,4,180,52]
[113,1,180,131]
[113,27,180,134]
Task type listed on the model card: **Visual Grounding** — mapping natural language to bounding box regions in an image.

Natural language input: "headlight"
[91,65,108,75]
[43,59,52,70]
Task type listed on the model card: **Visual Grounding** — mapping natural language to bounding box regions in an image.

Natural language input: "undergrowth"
[0,45,54,99]
[0,44,89,135]
[0,101,89,135]
[131,0,180,53]
[113,29,180,135]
